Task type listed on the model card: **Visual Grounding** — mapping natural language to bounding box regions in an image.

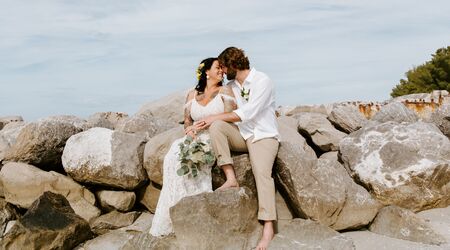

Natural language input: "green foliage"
[177,135,215,178]
[391,46,450,97]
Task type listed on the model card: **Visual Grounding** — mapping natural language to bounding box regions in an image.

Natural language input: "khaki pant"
[209,120,279,221]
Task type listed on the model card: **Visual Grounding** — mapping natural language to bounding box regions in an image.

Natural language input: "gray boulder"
[328,104,367,133]
[0,122,26,163]
[1,192,93,250]
[431,104,450,137]
[80,212,173,250]
[62,127,147,190]
[116,113,178,140]
[86,112,129,130]
[212,153,257,194]
[0,116,23,130]
[0,198,20,236]
[318,154,382,231]
[275,117,380,230]
[3,115,86,171]
[143,126,184,186]
[369,205,446,245]
[170,187,260,250]
[96,190,136,212]
[371,102,419,123]
[294,112,347,152]
[137,89,188,124]
[0,162,100,222]
[339,121,450,211]
[136,182,160,213]
[90,210,141,235]
[271,219,355,249]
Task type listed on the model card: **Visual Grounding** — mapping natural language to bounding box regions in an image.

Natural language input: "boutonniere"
[241,88,250,101]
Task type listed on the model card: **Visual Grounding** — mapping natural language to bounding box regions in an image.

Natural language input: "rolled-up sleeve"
[233,77,273,122]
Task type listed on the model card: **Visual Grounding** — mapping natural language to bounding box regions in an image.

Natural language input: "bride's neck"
[205,81,219,92]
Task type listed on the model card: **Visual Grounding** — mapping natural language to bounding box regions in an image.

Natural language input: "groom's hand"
[197,115,217,130]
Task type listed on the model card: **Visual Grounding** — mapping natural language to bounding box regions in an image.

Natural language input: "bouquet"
[177,135,215,177]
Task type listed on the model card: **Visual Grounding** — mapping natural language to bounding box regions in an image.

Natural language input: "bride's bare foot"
[256,221,274,250]
[216,179,239,191]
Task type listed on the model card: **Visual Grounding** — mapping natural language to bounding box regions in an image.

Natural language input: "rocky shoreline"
[0,90,449,249]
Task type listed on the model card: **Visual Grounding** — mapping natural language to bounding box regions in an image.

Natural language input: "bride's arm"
[184,90,196,136]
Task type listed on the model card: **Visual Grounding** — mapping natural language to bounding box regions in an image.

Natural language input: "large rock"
[137,89,188,124]
[0,198,20,236]
[339,121,450,211]
[86,112,129,130]
[0,162,100,221]
[4,115,87,171]
[0,116,23,130]
[0,122,26,163]
[90,210,141,235]
[275,117,380,230]
[62,127,147,190]
[371,102,419,123]
[81,212,178,250]
[369,205,446,245]
[294,112,347,153]
[431,104,450,137]
[318,154,382,231]
[328,104,367,133]
[344,230,445,250]
[115,113,177,140]
[170,187,260,250]
[96,190,136,212]
[136,182,160,213]
[212,153,257,194]
[143,126,184,185]
[270,219,355,249]
[1,192,93,250]
[274,117,318,217]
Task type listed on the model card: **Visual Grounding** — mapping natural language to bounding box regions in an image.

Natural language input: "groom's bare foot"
[256,221,274,250]
[216,179,239,191]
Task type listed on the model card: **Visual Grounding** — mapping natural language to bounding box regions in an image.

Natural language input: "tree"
[390,46,450,97]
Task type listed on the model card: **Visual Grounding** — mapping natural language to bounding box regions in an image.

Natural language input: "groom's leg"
[209,120,247,166]
[246,137,279,221]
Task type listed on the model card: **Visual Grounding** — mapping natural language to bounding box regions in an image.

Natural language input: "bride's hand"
[186,130,196,139]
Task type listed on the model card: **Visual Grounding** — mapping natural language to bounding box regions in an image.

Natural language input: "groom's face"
[220,64,236,80]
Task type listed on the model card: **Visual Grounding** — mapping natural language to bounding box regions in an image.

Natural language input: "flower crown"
[196,63,205,81]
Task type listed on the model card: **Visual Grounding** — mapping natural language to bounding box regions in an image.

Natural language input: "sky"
[1,0,449,121]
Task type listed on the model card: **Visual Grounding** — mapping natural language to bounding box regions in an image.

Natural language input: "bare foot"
[216,179,239,191]
[256,221,274,250]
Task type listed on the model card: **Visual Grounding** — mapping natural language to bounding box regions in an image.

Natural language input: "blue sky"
[1,0,449,121]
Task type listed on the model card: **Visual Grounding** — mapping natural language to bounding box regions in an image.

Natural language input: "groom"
[197,47,279,250]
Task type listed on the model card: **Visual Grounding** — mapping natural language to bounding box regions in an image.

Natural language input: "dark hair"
[195,57,222,93]
[218,47,250,70]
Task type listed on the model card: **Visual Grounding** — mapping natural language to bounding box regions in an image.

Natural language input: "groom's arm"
[196,112,241,130]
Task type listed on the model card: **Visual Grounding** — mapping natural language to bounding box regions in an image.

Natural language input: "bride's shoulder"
[219,85,234,95]
[185,89,197,100]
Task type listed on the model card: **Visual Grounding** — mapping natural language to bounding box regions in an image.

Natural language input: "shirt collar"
[233,67,256,89]
[244,67,256,84]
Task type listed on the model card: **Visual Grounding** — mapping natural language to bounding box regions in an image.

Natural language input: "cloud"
[0,0,449,120]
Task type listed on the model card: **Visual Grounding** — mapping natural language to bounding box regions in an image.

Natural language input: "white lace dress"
[149,93,229,237]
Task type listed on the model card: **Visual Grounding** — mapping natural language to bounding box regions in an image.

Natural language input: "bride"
[150,57,237,237]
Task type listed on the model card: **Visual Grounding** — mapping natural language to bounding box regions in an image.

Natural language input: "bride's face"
[207,60,223,83]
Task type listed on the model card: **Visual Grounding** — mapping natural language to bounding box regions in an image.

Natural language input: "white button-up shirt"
[229,68,279,143]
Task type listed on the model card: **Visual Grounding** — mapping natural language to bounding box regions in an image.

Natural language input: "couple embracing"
[150,47,279,250]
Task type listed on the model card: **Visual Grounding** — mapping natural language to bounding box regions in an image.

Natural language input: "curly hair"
[218,47,250,70]
[195,57,222,93]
